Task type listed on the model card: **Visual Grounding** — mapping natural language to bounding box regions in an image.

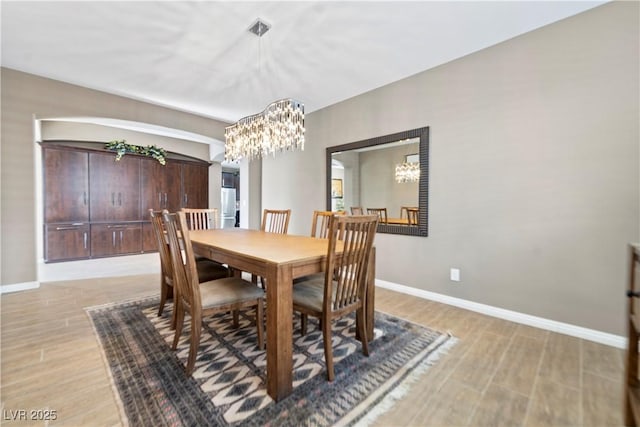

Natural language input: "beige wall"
[0,68,229,285]
[262,2,639,335]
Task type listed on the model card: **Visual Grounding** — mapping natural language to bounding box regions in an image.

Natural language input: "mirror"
[326,127,429,237]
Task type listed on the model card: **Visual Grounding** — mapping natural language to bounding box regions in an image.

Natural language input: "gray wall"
[262,2,640,335]
[1,68,229,285]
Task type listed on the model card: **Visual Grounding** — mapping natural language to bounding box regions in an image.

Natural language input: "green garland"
[105,140,167,165]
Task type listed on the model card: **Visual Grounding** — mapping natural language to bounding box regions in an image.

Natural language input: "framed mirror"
[326,127,429,237]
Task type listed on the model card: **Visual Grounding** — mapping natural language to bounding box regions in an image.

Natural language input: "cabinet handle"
[184,193,188,205]
[118,192,122,206]
[111,192,115,206]
[159,192,162,206]
[55,226,80,231]
[112,231,116,247]
[83,232,88,250]
[107,225,127,229]
[164,193,167,207]
[120,230,123,242]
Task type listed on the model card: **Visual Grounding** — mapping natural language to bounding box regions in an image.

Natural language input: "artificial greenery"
[105,140,167,165]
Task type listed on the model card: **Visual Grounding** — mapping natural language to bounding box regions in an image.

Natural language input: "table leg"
[265,264,293,401]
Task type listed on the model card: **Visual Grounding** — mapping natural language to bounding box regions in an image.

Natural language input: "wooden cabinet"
[90,152,141,221]
[91,223,142,257]
[44,223,90,261]
[182,163,209,208]
[141,158,182,213]
[626,243,640,426]
[42,142,209,262]
[44,148,89,223]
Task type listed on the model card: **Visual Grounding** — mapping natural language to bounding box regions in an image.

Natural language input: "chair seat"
[292,272,324,285]
[200,277,264,308]
[292,278,331,313]
[196,259,229,282]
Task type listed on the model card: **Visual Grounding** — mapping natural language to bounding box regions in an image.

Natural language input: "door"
[91,223,142,257]
[141,158,182,213]
[90,153,141,221]
[44,223,90,261]
[181,163,208,208]
[43,148,89,223]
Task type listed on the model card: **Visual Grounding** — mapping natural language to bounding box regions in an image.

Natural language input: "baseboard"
[375,279,626,349]
[0,281,40,294]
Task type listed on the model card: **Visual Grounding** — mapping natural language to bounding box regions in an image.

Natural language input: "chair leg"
[233,310,239,328]
[323,316,334,381]
[256,300,264,350]
[158,281,169,316]
[186,315,202,375]
[301,313,308,335]
[356,307,369,356]
[171,300,185,350]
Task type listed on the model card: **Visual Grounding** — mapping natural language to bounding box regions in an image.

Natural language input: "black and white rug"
[87,296,455,426]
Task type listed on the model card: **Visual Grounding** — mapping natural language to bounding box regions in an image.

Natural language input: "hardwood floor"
[0,275,624,426]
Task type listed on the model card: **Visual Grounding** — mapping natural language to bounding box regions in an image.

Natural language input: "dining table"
[188,228,376,402]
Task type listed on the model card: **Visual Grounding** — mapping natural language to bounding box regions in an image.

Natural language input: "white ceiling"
[1,1,604,124]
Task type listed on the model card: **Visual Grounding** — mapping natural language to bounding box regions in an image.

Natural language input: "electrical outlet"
[450,268,460,282]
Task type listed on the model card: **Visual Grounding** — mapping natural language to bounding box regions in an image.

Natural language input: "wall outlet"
[450,268,460,282]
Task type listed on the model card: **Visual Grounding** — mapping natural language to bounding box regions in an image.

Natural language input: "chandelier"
[225,98,305,162]
[395,161,420,183]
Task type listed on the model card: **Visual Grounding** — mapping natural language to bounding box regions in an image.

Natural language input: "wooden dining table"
[188,228,376,402]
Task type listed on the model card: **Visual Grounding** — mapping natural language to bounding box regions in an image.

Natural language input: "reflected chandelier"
[395,161,420,183]
[225,98,305,162]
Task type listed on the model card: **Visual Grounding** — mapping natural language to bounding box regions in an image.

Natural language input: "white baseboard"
[375,279,626,349]
[0,281,40,294]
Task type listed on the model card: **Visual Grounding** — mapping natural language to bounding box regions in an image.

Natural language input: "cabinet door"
[142,222,158,252]
[182,163,209,208]
[140,159,182,213]
[90,153,141,221]
[91,223,142,257]
[44,223,90,262]
[44,148,89,223]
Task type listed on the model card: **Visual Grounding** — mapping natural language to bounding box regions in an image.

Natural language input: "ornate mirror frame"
[326,126,429,237]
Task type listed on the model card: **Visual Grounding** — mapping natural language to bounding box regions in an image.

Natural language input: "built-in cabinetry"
[42,142,210,262]
[626,243,640,426]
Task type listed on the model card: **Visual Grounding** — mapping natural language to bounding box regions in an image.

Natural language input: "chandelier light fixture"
[395,160,420,183]
[224,18,305,162]
[225,98,305,162]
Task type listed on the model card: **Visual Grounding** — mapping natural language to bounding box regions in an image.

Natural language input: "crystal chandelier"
[225,99,305,162]
[395,161,420,183]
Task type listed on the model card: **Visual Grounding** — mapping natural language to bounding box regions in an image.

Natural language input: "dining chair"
[149,210,229,327]
[350,206,364,215]
[311,210,346,238]
[164,210,264,375]
[261,209,291,234]
[292,214,379,381]
[406,207,419,226]
[181,207,219,230]
[367,208,388,224]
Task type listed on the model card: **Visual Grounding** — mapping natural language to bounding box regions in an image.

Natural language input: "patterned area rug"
[87,295,455,427]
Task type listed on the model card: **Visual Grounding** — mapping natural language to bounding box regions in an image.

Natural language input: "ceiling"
[2,1,604,124]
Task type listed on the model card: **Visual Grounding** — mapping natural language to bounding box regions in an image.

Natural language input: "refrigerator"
[221,188,236,228]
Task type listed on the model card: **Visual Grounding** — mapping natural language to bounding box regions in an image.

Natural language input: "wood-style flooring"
[0,274,623,426]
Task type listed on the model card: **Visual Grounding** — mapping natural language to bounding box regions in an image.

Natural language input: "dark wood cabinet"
[141,158,182,213]
[182,163,208,208]
[44,148,89,223]
[44,223,90,261]
[90,223,142,257]
[42,142,209,262]
[90,152,141,221]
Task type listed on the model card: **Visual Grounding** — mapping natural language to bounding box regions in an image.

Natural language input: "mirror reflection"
[326,127,429,237]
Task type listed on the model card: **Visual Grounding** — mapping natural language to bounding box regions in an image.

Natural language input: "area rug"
[87,295,456,427]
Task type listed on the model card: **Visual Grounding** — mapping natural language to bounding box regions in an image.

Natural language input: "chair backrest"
[149,209,173,282]
[366,208,388,224]
[163,211,202,310]
[261,209,291,234]
[324,214,378,313]
[181,208,219,230]
[406,208,419,226]
[311,210,345,238]
[350,206,364,215]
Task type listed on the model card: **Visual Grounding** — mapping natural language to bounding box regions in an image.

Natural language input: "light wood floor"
[1,274,624,426]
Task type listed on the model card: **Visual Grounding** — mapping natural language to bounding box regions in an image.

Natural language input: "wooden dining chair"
[181,207,220,230]
[149,210,229,328]
[367,208,388,224]
[292,214,379,381]
[311,210,346,238]
[406,207,419,226]
[350,206,364,215]
[261,209,291,234]
[164,210,264,375]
